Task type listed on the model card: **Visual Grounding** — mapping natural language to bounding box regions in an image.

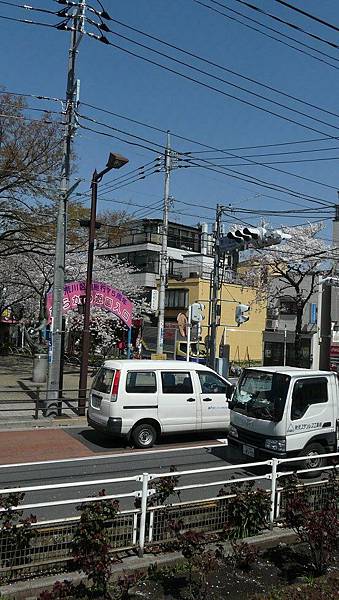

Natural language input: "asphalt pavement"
[0,427,269,521]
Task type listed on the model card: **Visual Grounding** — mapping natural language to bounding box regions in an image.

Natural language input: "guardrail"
[0,387,89,419]
[0,451,338,580]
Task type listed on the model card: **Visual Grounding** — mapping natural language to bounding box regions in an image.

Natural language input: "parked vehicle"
[87,359,233,448]
[228,366,339,469]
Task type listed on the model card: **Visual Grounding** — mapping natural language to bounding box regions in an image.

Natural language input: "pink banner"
[46,281,133,328]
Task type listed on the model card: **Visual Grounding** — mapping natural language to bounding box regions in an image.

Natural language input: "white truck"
[228,366,339,469]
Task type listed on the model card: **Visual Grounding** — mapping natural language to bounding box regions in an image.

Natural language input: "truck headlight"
[264,438,286,452]
[228,425,238,439]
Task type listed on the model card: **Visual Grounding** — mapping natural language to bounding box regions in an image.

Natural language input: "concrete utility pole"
[46,1,85,416]
[156,132,171,355]
[209,204,223,370]
[318,276,332,371]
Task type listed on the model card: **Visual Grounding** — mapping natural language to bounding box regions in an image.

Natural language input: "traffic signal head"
[235,303,250,326]
[225,226,291,249]
[191,302,205,323]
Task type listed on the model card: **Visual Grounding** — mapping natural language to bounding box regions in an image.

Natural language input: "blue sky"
[1,0,339,242]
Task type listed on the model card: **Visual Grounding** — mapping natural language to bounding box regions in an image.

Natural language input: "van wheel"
[299,443,326,478]
[132,423,157,449]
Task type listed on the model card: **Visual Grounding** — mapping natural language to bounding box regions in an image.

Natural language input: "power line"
[0,12,67,28]
[272,0,339,35]
[84,22,339,138]
[76,107,336,208]
[191,0,339,71]
[189,145,339,159]
[229,0,339,52]
[102,15,339,123]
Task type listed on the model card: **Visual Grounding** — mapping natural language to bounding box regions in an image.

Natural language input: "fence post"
[269,458,278,528]
[35,387,40,420]
[138,472,149,557]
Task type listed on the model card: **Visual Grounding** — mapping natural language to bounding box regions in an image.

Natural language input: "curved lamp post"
[78,152,129,414]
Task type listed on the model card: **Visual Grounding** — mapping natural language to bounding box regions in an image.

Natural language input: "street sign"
[151,289,159,311]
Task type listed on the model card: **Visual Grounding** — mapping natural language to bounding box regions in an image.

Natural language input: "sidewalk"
[0,356,92,427]
[0,428,93,463]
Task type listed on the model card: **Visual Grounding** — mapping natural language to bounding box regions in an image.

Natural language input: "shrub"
[219,481,270,539]
[72,489,120,597]
[283,474,339,576]
[230,540,258,571]
[0,492,36,582]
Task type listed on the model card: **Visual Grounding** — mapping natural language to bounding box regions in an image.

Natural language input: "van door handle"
[186,397,196,402]
[203,397,212,402]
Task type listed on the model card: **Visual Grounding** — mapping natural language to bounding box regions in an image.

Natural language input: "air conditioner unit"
[189,271,199,278]
[266,319,278,331]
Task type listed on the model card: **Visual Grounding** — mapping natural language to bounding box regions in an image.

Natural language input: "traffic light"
[225,226,291,250]
[235,303,250,326]
[191,302,205,323]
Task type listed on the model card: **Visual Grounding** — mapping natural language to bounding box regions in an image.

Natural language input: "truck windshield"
[232,370,290,421]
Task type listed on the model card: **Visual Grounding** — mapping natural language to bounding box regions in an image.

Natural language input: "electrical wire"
[0,12,69,28]
[185,155,339,166]
[229,0,339,51]
[82,100,339,158]
[97,16,339,124]
[76,117,336,208]
[83,20,339,138]
[272,0,339,36]
[77,106,339,194]
[191,0,339,70]
[189,145,339,159]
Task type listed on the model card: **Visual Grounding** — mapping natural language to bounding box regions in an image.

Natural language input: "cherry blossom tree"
[240,222,333,364]
[65,253,149,356]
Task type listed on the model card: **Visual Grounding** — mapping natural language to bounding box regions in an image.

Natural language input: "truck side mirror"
[226,384,235,400]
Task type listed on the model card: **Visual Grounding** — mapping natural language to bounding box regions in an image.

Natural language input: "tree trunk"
[294,307,304,367]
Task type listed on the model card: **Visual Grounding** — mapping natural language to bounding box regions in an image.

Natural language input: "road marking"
[0,441,225,469]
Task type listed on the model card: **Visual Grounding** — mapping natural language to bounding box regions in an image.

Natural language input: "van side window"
[291,378,328,421]
[126,371,157,394]
[161,372,193,394]
[198,371,226,394]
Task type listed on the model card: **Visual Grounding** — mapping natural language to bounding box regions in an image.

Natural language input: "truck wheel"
[299,443,326,477]
[132,423,157,449]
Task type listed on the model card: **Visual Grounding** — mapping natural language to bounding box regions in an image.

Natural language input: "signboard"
[151,353,167,360]
[151,289,159,311]
[46,281,133,328]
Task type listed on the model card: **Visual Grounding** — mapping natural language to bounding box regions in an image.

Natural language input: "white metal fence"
[0,451,338,581]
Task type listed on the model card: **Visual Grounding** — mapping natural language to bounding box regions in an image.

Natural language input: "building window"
[118,250,159,273]
[279,299,297,315]
[165,289,188,309]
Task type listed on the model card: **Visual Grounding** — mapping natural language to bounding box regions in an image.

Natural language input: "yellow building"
[165,277,266,365]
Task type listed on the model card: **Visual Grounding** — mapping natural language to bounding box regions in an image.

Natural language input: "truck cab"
[228,366,338,468]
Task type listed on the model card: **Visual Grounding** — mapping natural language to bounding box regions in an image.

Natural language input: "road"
[0,427,270,521]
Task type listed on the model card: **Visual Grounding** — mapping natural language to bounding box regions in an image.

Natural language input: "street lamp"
[78,152,129,415]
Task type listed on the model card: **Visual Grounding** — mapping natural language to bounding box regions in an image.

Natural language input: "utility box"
[32,353,48,383]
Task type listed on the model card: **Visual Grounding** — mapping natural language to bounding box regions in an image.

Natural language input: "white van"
[87,360,233,448]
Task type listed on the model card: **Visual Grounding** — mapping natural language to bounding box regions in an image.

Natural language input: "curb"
[0,417,88,431]
[0,527,298,599]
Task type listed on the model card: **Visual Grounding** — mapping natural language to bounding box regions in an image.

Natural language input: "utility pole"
[209,204,223,370]
[156,132,171,355]
[46,1,85,416]
[318,277,332,370]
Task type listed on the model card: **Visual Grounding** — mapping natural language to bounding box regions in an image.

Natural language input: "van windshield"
[92,368,115,394]
[232,370,290,421]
